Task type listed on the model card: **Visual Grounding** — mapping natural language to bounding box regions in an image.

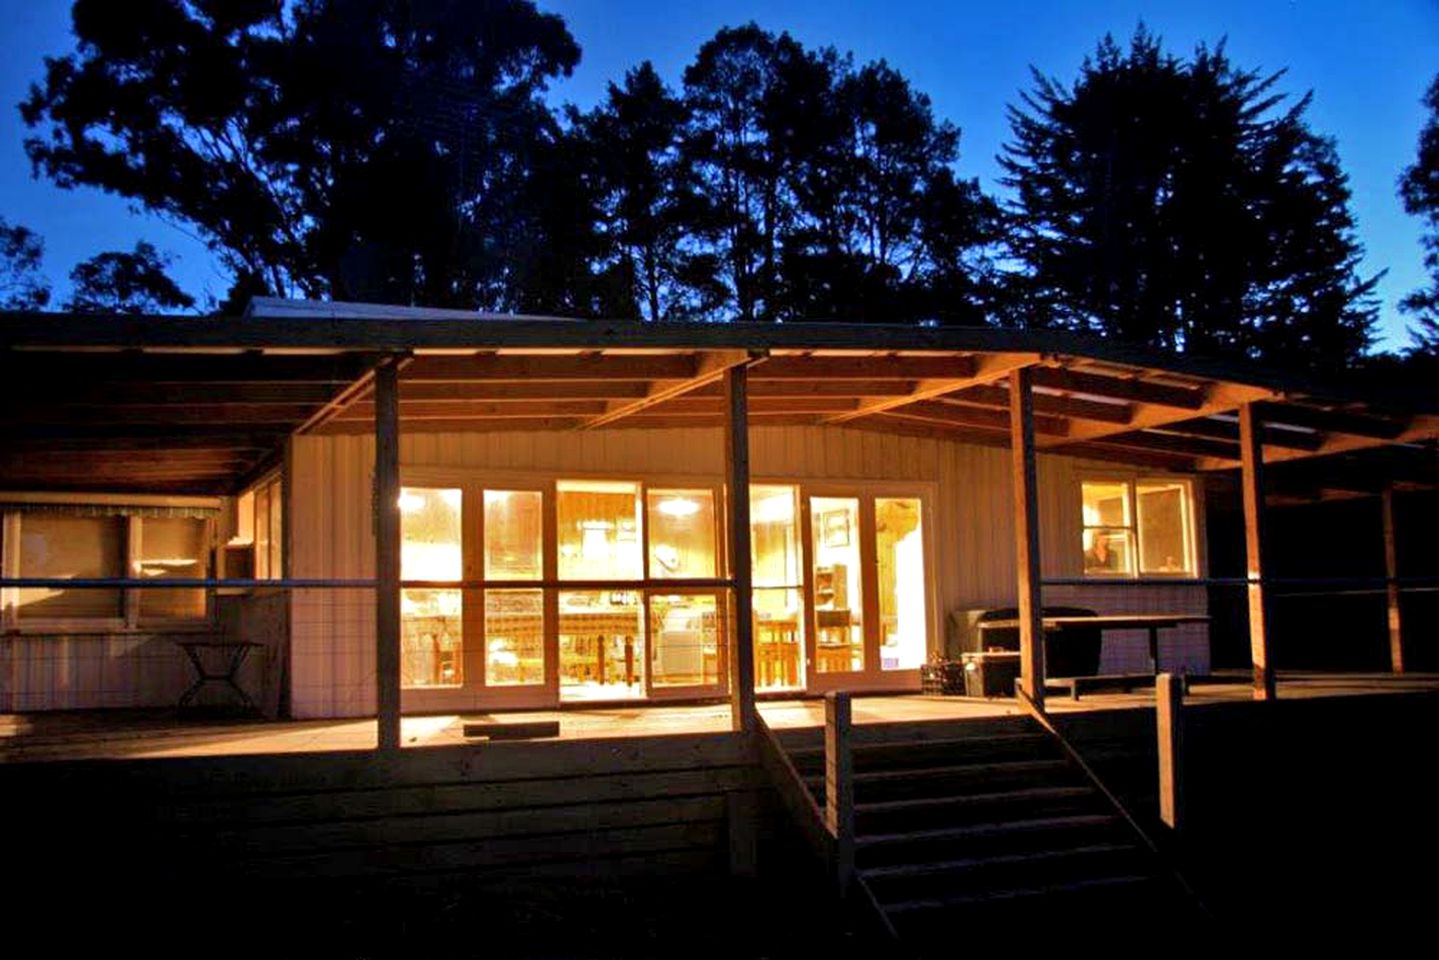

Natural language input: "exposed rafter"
[579,350,759,429]
[823,352,1042,425]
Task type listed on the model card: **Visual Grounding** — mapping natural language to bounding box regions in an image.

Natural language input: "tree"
[1399,75,1439,355]
[65,241,195,313]
[577,62,723,320]
[0,217,51,310]
[22,0,581,310]
[678,24,998,323]
[1000,28,1376,371]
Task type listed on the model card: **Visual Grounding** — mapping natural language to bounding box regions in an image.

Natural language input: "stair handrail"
[754,708,900,945]
[754,712,833,864]
[1014,683,1213,920]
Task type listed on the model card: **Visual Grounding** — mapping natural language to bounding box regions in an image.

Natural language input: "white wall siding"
[287,425,1209,718]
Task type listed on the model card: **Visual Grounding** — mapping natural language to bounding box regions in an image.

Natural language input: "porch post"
[1238,403,1275,701]
[1009,367,1044,707]
[1382,486,1404,674]
[375,356,403,750]
[725,364,757,733]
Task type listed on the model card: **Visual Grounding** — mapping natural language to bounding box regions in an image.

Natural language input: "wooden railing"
[1013,681,1212,919]
[753,695,898,943]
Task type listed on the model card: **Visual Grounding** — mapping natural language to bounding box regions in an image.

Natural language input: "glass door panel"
[751,485,805,690]
[647,489,717,578]
[399,487,463,688]
[876,498,926,671]
[558,480,642,581]
[484,490,544,686]
[811,496,864,673]
[558,590,644,700]
[648,593,723,689]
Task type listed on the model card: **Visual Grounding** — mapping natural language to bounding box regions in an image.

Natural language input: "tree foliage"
[23,0,581,309]
[0,217,51,310]
[66,241,195,313]
[1000,27,1377,372]
[1398,74,1439,356]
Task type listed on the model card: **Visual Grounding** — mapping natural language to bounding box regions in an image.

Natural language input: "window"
[1081,479,1195,577]
[399,486,464,688]
[230,475,283,580]
[17,515,125,620]
[4,508,212,625]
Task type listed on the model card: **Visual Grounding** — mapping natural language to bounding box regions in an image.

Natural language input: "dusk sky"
[0,0,1434,351]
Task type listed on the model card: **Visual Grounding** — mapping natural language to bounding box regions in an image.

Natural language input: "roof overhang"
[2,309,1435,497]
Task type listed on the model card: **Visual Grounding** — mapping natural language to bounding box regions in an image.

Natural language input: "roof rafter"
[579,350,759,429]
[823,352,1041,425]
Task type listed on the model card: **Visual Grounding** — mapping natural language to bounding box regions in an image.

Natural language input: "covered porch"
[2,301,1436,742]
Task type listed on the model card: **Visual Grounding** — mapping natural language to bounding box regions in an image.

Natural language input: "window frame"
[1079,475,1197,580]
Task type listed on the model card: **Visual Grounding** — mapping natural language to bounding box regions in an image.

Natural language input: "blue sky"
[0,0,1434,350]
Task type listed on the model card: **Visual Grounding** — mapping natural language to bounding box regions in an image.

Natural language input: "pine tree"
[1001,27,1376,371]
[1399,75,1439,356]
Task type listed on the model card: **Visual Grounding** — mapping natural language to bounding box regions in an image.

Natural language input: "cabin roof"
[2,303,1436,498]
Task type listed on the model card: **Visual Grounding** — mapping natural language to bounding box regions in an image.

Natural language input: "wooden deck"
[4,670,1437,764]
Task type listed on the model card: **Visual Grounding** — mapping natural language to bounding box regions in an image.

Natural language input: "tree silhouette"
[1000,27,1376,371]
[1399,75,1439,356]
[0,217,50,310]
[23,0,580,310]
[65,242,194,314]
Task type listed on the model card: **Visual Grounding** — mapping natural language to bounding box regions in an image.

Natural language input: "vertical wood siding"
[288,426,1209,718]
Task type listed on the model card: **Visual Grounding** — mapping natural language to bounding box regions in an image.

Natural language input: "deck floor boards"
[3,670,1437,763]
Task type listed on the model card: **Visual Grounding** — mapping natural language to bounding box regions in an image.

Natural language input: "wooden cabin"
[1,298,1434,725]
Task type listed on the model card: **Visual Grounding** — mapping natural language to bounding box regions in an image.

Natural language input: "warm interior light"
[398,491,427,513]
[655,497,700,518]
[751,493,794,524]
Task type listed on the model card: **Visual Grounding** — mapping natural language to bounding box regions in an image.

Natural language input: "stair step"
[883,872,1156,914]
[858,813,1121,849]
[861,842,1137,881]
[786,733,1055,772]
[857,785,1094,816]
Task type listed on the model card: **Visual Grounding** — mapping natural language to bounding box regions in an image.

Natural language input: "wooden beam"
[888,398,1069,437]
[1011,367,1044,707]
[1152,416,1324,451]
[725,365,756,734]
[825,353,1040,425]
[317,416,586,435]
[582,350,757,429]
[1046,381,1279,448]
[753,355,979,380]
[1195,414,1439,470]
[7,403,328,425]
[946,382,1135,424]
[1382,487,1404,674]
[399,380,652,401]
[2,382,342,405]
[342,399,610,420]
[402,353,698,382]
[1030,366,1207,409]
[1253,401,1408,440]
[0,352,378,384]
[374,356,403,751]
[1074,429,1240,461]
[1239,403,1275,701]
[644,396,859,416]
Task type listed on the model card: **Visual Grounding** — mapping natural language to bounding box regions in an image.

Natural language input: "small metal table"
[175,639,264,711]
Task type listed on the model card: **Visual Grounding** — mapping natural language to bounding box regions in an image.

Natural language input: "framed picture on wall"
[820,509,850,548]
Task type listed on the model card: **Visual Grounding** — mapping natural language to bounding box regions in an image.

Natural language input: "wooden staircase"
[780,715,1203,949]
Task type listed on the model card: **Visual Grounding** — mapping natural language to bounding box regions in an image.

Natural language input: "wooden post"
[1382,487,1405,674]
[374,356,402,751]
[1238,403,1275,701]
[725,364,757,733]
[1156,672,1184,830]
[825,691,854,893]
[1010,367,1044,707]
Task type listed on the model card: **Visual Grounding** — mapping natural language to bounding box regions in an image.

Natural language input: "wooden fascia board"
[822,352,1042,425]
[579,350,761,429]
